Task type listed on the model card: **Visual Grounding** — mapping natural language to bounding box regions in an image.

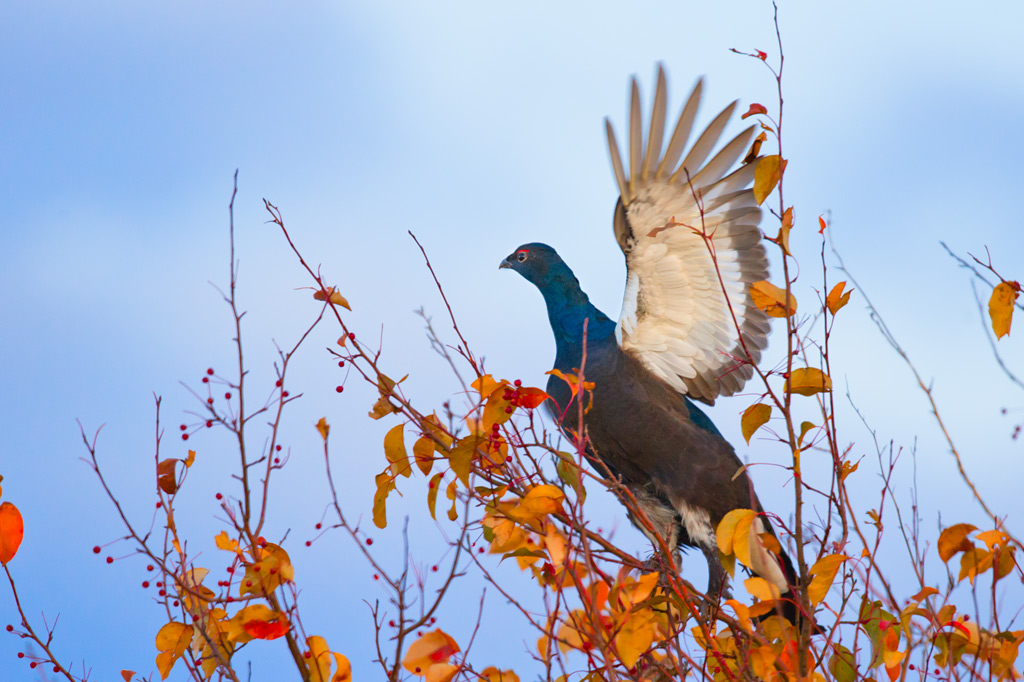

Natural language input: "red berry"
[365,538,373,546]
[181,434,189,441]
[276,445,282,451]
[478,547,485,554]
[269,568,277,575]
[335,386,343,393]
[338,361,345,367]
[348,333,355,340]
[315,523,322,530]
[224,392,231,400]
[173,600,179,606]
[207,398,214,404]
[142,581,149,588]
[504,406,513,414]
[304,651,312,659]
[514,380,522,387]
[207,368,214,375]
[92,546,101,554]
[432,565,438,572]
[253,565,261,572]
[275,379,282,387]
[159,589,166,596]
[147,565,154,571]
[206,420,213,427]
[216,493,223,500]
[29,662,37,669]
[5,625,12,632]
[373,574,379,580]
[963,614,970,621]
[282,391,289,397]
[17,652,24,658]
[179,424,187,431]
[106,557,113,564]
[245,580,252,587]
[274,457,280,464]
[156,582,163,588]
[202,377,209,383]
[53,666,60,673]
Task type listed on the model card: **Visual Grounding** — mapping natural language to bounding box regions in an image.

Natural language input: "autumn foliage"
[4,28,1024,682]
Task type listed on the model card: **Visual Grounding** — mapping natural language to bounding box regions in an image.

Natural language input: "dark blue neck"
[538,269,617,349]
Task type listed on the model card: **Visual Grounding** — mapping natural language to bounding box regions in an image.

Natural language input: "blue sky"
[2,1,1024,679]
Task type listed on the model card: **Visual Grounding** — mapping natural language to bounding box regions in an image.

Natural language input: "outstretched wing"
[606,65,770,404]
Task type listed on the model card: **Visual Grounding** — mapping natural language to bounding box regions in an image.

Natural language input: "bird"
[499,65,800,622]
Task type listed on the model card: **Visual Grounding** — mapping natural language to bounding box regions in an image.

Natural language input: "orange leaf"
[183,449,196,468]
[743,131,767,164]
[517,387,550,409]
[753,155,786,204]
[316,417,330,441]
[818,215,827,233]
[0,502,24,565]
[750,281,796,318]
[989,281,1020,339]
[938,523,977,562]
[157,459,178,495]
[403,629,460,676]
[121,671,135,682]
[741,403,771,444]
[826,281,853,315]
[785,368,832,396]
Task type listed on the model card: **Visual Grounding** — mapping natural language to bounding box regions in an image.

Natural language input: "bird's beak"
[498,256,513,270]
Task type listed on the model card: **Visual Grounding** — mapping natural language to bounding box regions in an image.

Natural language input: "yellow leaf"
[184,449,196,468]
[316,417,330,441]
[744,576,781,601]
[312,286,351,310]
[447,435,483,487]
[373,471,395,529]
[513,485,565,521]
[214,531,241,555]
[741,403,771,444]
[307,635,333,682]
[826,281,853,315]
[807,554,848,605]
[974,529,1009,551]
[154,622,193,680]
[753,155,786,204]
[427,472,443,520]
[938,523,977,562]
[239,544,293,597]
[716,509,757,557]
[480,667,520,682]
[413,437,435,476]
[384,424,411,478]
[778,206,793,255]
[402,629,460,676]
[471,374,505,398]
[750,280,796,318]
[785,367,832,396]
[614,608,656,667]
[959,547,992,585]
[989,281,1020,339]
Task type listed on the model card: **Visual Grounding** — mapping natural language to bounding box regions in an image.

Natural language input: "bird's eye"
[516,250,528,262]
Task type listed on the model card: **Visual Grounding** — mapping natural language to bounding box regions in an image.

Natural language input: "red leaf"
[742,103,768,119]
[243,615,290,641]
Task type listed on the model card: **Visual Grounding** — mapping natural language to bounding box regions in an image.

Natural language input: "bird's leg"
[699,544,732,621]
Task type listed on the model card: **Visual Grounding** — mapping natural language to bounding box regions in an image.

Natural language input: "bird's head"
[498,242,570,288]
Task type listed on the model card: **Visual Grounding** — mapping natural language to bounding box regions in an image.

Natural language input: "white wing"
[607,65,770,404]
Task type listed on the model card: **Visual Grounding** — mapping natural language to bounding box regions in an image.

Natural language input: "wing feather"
[606,68,770,403]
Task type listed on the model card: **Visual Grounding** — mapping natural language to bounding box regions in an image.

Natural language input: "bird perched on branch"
[500,65,799,621]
